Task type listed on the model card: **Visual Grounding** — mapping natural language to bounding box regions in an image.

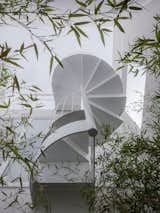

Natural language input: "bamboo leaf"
[75,26,88,38]
[106,0,115,7]
[48,16,57,34]
[20,42,24,54]
[6,126,15,135]
[40,149,46,158]
[74,21,90,26]
[86,0,93,5]
[95,0,104,15]
[102,28,112,33]
[129,6,142,10]
[31,85,42,91]
[0,48,11,58]
[49,55,54,74]
[13,75,20,92]
[55,56,63,68]
[19,177,23,189]
[3,58,23,68]
[33,43,38,60]
[114,18,125,33]
[116,65,125,71]
[6,196,18,208]
[75,0,86,7]
[0,99,10,108]
[28,94,39,102]
[19,94,27,102]
[1,190,7,196]
[0,177,5,186]
[71,26,81,46]
[0,104,9,108]
[94,18,111,23]
[97,25,105,45]
[155,25,160,43]
[21,103,32,108]
[69,13,87,18]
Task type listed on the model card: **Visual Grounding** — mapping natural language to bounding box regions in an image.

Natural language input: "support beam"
[84,59,101,90]
[63,137,89,161]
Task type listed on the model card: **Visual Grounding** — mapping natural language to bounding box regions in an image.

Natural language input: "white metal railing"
[55,90,81,116]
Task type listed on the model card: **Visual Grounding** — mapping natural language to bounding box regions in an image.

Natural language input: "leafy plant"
[83,14,160,213]
[118,15,160,76]
[0,0,145,211]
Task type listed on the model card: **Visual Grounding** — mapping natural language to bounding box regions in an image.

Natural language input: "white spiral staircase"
[30,54,126,208]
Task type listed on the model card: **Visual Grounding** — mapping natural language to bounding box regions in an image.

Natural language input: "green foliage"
[83,14,160,213]
[84,112,160,212]
[118,15,160,76]
[0,0,145,211]
[0,69,42,174]
[0,43,43,209]
[0,0,142,67]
